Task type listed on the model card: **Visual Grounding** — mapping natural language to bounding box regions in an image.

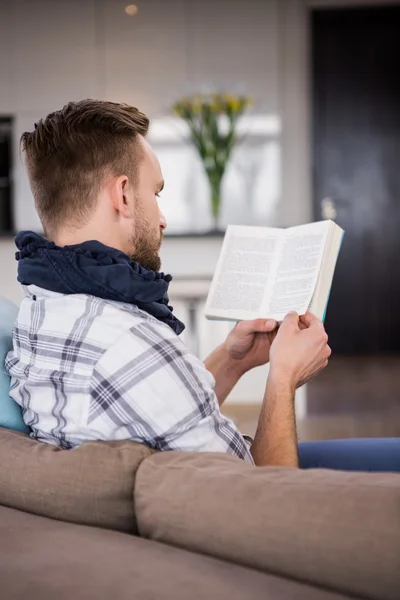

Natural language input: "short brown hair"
[21,99,149,235]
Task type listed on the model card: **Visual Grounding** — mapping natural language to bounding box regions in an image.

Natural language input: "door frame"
[278,0,400,228]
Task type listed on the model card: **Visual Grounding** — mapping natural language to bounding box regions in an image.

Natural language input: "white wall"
[1,0,396,406]
[2,0,397,232]
[0,0,283,234]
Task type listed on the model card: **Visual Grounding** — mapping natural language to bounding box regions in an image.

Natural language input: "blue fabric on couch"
[299,438,400,472]
[0,298,29,432]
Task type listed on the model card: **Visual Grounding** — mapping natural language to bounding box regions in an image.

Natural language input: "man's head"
[21,99,166,271]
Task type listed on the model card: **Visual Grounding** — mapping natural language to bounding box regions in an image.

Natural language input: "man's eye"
[156,192,161,198]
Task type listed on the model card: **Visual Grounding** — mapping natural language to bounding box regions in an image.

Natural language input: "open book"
[204,220,344,323]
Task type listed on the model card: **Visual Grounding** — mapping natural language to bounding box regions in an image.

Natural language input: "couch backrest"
[135,451,400,600]
[0,428,154,533]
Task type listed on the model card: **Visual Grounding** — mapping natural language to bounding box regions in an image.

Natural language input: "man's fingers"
[311,320,326,334]
[301,312,322,327]
[281,312,300,330]
[235,318,278,334]
[299,314,309,327]
[235,313,325,335]
[265,319,278,332]
[302,313,328,339]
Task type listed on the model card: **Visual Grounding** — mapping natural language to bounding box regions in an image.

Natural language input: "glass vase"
[207,170,224,232]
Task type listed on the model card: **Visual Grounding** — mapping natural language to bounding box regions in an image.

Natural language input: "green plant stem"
[207,169,224,223]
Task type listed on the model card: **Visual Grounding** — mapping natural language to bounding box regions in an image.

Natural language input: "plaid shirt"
[5,285,253,463]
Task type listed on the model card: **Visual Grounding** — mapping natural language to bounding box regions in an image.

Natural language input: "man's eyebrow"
[157,180,165,192]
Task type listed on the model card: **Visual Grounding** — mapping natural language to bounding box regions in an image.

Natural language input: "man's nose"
[160,211,167,231]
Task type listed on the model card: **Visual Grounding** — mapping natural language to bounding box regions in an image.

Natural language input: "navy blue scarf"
[15,231,185,335]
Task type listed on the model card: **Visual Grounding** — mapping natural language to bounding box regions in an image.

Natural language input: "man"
[5,99,330,468]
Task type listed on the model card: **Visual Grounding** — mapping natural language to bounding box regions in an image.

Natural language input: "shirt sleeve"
[89,320,254,464]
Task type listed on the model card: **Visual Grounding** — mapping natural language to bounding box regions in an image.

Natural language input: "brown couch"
[0,428,399,600]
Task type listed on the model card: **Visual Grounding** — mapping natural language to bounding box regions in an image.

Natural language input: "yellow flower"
[229,98,242,112]
[210,94,223,112]
[191,101,203,113]
[172,93,253,117]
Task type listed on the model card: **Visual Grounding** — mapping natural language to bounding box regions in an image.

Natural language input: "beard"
[128,207,163,272]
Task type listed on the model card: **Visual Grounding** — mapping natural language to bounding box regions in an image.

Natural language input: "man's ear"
[111,175,133,218]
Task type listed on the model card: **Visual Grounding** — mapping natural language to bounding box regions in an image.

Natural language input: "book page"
[205,226,283,319]
[263,221,330,319]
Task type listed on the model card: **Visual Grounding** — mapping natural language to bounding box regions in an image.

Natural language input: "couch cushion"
[135,452,400,600]
[0,428,154,533]
[0,298,29,433]
[0,505,351,600]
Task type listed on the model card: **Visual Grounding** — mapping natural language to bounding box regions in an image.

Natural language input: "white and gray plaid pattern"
[5,285,253,463]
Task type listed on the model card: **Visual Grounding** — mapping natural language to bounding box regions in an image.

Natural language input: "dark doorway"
[312,5,400,354]
[0,117,13,234]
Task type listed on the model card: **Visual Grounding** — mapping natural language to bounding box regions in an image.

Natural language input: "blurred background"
[0,0,399,440]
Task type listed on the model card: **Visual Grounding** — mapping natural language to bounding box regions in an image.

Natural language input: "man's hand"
[269,312,331,390]
[224,318,278,374]
[251,312,330,467]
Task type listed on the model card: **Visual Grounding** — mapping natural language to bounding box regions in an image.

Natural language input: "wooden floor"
[222,356,400,442]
